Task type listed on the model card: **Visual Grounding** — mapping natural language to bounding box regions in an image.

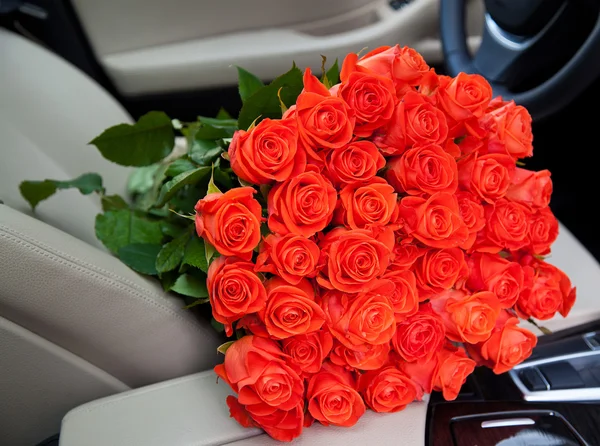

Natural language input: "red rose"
[229,117,305,185]
[334,177,399,230]
[307,362,366,427]
[397,354,437,396]
[386,144,457,196]
[458,153,515,204]
[357,45,429,91]
[516,260,575,320]
[226,396,303,442]
[529,207,559,256]
[456,191,485,250]
[267,165,337,238]
[482,99,533,159]
[207,256,267,336]
[358,366,417,413]
[468,313,537,374]
[505,168,553,209]
[255,233,320,285]
[392,303,446,362]
[195,187,262,260]
[374,92,448,155]
[432,289,501,344]
[397,192,469,249]
[215,336,304,441]
[337,52,396,137]
[261,278,325,340]
[434,346,476,401]
[382,269,419,322]
[414,248,469,300]
[476,198,531,252]
[282,330,333,377]
[295,68,355,159]
[321,280,396,349]
[388,242,427,271]
[323,141,386,187]
[467,252,524,308]
[330,341,391,371]
[438,72,492,121]
[317,227,393,292]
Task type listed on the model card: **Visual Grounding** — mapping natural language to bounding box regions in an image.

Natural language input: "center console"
[427,319,600,446]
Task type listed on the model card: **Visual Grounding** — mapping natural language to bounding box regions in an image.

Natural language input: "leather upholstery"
[58,370,429,446]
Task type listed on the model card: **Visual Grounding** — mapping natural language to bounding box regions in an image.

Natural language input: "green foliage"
[171,274,209,298]
[182,236,209,272]
[155,231,191,273]
[237,65,303,130]
[155,166,211,207]
[101,194,128,211]
[20,173,104,210]
[324,58,340,88]
[237,66,265,102]
[90,111,174,167]
[117,244,162,275]
[95,210,163,254]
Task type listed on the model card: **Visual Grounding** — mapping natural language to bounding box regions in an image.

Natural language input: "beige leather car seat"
[0,29,222,445]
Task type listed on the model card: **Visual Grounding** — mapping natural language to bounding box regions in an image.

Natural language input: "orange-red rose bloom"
[382,269,419,322]
[516,260,575,320]
[529,207,559,256]
[483,99,533,159]
[434,346,476,400]
[455,192,485,250]
[438,72,492,121]
[295,68,355,159]
[261,278,325,340]
[392,304,445,362]
[338,52,396,137]
[458,153,515,204]
[470,315,537,374]
[321,280,396,349]
[330,341,391,371]
[433,289,501,344]
[335,177,398,230]
[215,336,304,413]
[505,168,553,209]
[229,117,305,185]
[478,198,531,252]
[267,165,337,238]
[323,141,386,187]
[467,252,524,309]
[307,362,366,427]
[386,144,457,196]
[255,233,320,285]
[358,366,417,413]
[397,192,469,249]
[226,395,303,442]
[357,45,429,90]
[207,256,267,336]
[374,92,449,155]
[317,227,394,292]
[195,187,262,260]
[389,242,426,271]
[415,248,469,300]
[282,330,333,377]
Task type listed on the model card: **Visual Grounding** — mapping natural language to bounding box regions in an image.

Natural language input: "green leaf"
[217,340,235,355]
[95,210,163,254]
[171,273,208,298]
[189,143,223,167]
[237,66,265,102]
[325,58,340,87]
[213,166,234,190]
[155,231,191,273]
[166,158,197,177]
[182,236,209,272]
[197,116,238,130]
[128,165,161,195]
[205,240,216,265]
[238,65,303,130]
[134,164,169,211]
[207,165,222,195]
[160,221,187,238]
[211,318,225,333]
[117,243,162,275]
[183,298,210,309]
[20,173,104,210]
[216,108,233,120]
[155,166,211,207]
[160,270,179,291]
[101,194,128,212]
[90,111,175,167]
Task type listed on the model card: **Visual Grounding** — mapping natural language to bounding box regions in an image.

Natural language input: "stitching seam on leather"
[0,231,209,336]
[0,223,171,300]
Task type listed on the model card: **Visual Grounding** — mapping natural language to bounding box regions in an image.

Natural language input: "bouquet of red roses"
[21,45,576,442]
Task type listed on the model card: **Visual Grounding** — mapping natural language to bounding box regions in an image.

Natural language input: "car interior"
[1,0,600,445]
